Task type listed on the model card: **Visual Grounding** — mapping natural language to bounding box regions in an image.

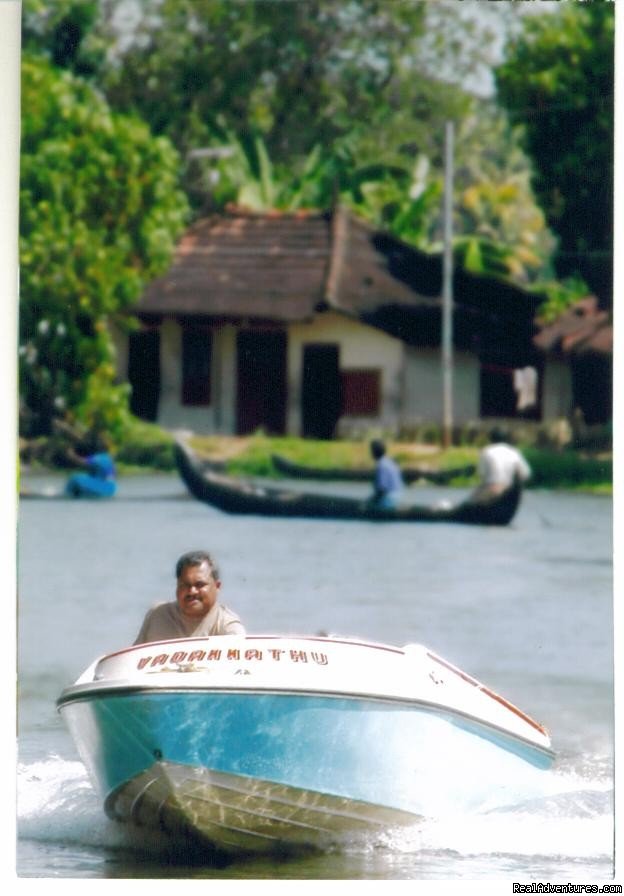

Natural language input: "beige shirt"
[133,601,245,645]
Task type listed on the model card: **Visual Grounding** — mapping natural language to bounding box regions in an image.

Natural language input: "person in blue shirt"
[368,439,403,510]
[65,447,117,498]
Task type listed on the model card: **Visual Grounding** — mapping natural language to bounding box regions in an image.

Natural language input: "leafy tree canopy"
[495,1,614,307]
[100,0,435,158]
[22,0,107,76]
[98,0,555,280]
[21,0,563,293]
[25,3,477,185]
[20,52,189,439]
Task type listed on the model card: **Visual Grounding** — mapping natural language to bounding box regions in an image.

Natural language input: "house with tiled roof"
[532,296,612,426]
[113,206,610,437]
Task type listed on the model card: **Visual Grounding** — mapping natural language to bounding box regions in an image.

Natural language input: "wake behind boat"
[57,635,554,858]
[19,486,72,500]
[175,441,521,525]
[272,453,476,484]
[19,481,115,499]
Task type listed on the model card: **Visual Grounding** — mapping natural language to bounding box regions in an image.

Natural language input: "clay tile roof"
[324,207,434,314]
[138,209,331,321]
[137,206,432,322]
[533,296,613,356]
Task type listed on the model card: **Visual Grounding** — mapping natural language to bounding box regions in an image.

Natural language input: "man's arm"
[133,606,157,645]
[515,452,532,482]
[219,604,246,635]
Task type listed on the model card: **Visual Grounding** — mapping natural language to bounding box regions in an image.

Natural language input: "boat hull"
[58,641,554,856]
[104,761,417,855]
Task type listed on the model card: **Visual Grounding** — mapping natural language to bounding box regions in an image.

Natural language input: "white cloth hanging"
[513,366,537,412]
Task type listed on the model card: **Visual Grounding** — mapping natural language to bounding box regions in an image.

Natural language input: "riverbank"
[19,428,612,493]
[184,433,612,493]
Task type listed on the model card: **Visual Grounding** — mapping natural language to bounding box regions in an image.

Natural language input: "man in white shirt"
[134,550,245,645]
[475,427,531,498]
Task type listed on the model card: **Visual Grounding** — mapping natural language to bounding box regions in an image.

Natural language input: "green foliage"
[115,420,176,470]
[454,237,513,280]
[524,448,612,489]
[220,433,377,477]
[531,275,590,324]
[20,53,189,437]
[72,362,134,449]
[206,126,444,247]
[96,0,474,225]
[24,1,556,292]
[102,0,431,159]
[200,123,285,211]
[495,2,614,305]
[22,0,106,76]
[184,434,611,491]
[342,155,443,247]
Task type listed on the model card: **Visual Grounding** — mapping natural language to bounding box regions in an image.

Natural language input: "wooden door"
[301,343,341,439]
[236,330,287,435]
[128,329,161,422]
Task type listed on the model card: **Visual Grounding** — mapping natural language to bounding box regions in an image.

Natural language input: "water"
[16,474,615,880]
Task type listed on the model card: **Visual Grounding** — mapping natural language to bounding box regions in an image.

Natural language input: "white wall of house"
[113,314,577,436]
[541,358,574,420]
[158,319,208,431]
[112,319,235,434]
[157,321,240,433]
[402,346,480,427]
[287,311,404,435]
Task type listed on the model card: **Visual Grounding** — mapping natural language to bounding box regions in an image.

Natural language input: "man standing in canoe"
[134,550,245,644]
[368,439,404,510]
[473,427,531,499]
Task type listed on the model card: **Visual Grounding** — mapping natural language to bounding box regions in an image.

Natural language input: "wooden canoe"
[175,442,521,525]
[271,454,476,484]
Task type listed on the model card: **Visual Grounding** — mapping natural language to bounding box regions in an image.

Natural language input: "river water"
[16,473,615,882]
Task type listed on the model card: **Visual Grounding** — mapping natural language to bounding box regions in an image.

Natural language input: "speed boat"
[57,635,555,857]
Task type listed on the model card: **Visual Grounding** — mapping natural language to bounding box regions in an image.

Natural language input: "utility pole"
[441,120,454,450]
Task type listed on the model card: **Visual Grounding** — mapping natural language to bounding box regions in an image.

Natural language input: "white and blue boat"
[57,635,555,856]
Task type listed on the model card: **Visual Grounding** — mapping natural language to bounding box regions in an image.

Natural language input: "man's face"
[176,561,220,619]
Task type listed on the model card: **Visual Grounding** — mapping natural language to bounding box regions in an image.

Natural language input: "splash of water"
[17,754,613,869]
[372,765,613,866]
[17,756,125,849]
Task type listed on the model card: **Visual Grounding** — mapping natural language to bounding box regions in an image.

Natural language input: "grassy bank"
[24,422,611,493]
[522,447,612,493]
[189,433,477,479]
[179,432,611,493]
